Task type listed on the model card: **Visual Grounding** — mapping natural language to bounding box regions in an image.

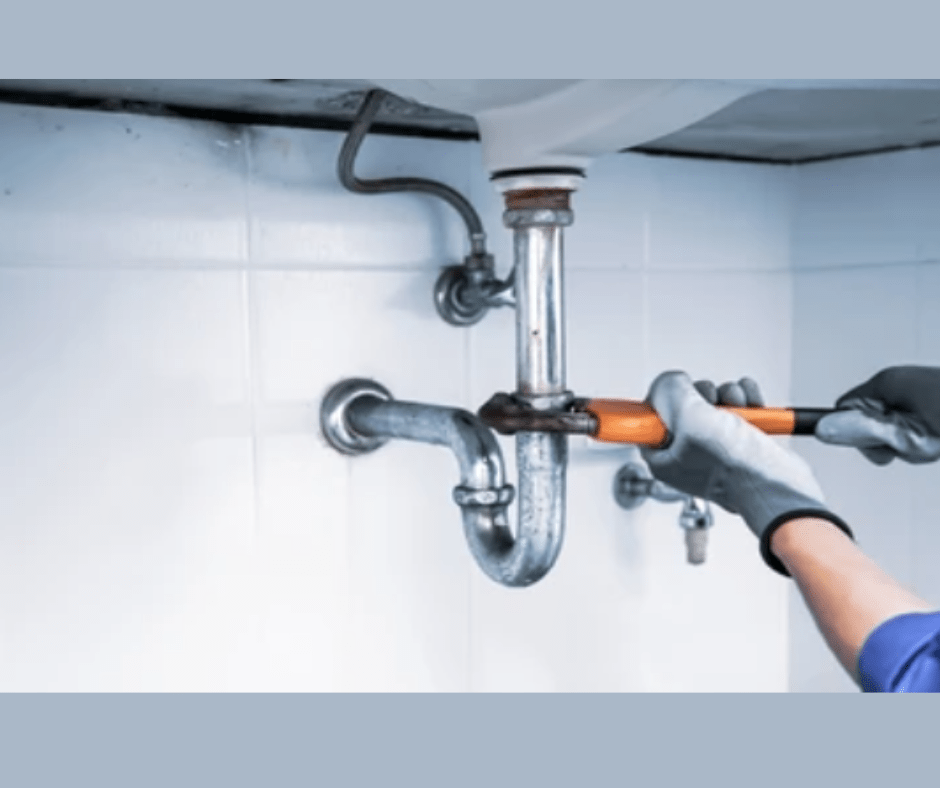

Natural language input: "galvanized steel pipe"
[346,397,510,495]
[344,395,545,586]
[342,391,567,587]
[321,180,579,587]
[510,213,570,397]
[501,187,576,585]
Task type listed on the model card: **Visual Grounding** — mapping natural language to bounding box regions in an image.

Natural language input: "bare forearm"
[770,517,935,683]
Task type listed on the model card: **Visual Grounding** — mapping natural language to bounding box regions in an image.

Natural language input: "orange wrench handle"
[583,400,832,447]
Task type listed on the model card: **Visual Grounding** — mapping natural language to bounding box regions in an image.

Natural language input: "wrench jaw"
[478,392,598,437]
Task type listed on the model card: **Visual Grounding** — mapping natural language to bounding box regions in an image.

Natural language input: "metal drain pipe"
[497,175,581,584]
[320,173,581,587]
[320,377,552,587]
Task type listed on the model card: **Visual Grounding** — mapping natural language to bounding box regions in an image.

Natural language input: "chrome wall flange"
[434,265,487,326]
[613,460,686,510]
[320,378,394,456]
[433,253,514,327]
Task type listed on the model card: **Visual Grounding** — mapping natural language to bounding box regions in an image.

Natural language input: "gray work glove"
[641,371,853,576]
[815,366,940,465]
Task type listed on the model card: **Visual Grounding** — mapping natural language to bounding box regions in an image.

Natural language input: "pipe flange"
[613,461,654,510]
[614,460,688,509]
[320,378,394,455]
[453,485,515,508]
[433,264,489,326]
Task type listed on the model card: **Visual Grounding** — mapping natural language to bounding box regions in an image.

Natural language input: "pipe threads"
[504,189,572,212]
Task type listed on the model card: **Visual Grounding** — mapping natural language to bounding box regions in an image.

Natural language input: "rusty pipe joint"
[503,192,574,231]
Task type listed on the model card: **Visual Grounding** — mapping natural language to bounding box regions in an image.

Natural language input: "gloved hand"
[640,371,853,576]
[815,366,940,465]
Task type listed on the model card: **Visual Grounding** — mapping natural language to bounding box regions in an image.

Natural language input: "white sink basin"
[371,79,931,175]
[372,79,758,173]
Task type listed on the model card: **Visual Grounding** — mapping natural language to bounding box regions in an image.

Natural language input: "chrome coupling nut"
[453,485,515,508]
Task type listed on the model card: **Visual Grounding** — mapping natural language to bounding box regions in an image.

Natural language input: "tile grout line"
[240,127,264,546]
[641,211,652,388]
[791,258,940,274]
[236,126,267,681]
[0,260,819,274]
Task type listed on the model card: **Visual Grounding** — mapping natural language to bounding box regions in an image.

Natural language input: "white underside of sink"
[373,79,940,173]
[371,80,758,173]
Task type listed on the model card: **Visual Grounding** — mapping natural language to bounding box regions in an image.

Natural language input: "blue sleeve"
[857,611,940,692]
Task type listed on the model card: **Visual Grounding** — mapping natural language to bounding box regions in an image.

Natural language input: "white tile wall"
[251,268,472,691]
[793,146,940,269]
[562,152,652,270]
[0,101,795,691]
[644,269,793,399]
[0,104,249,267]
[0,268,255,690]
[646,156,793,272]
[247,126,472,269]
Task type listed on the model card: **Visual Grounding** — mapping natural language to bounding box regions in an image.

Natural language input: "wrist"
[772,516,849,551]
[768,515,855,576]
[757,509,855,577]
